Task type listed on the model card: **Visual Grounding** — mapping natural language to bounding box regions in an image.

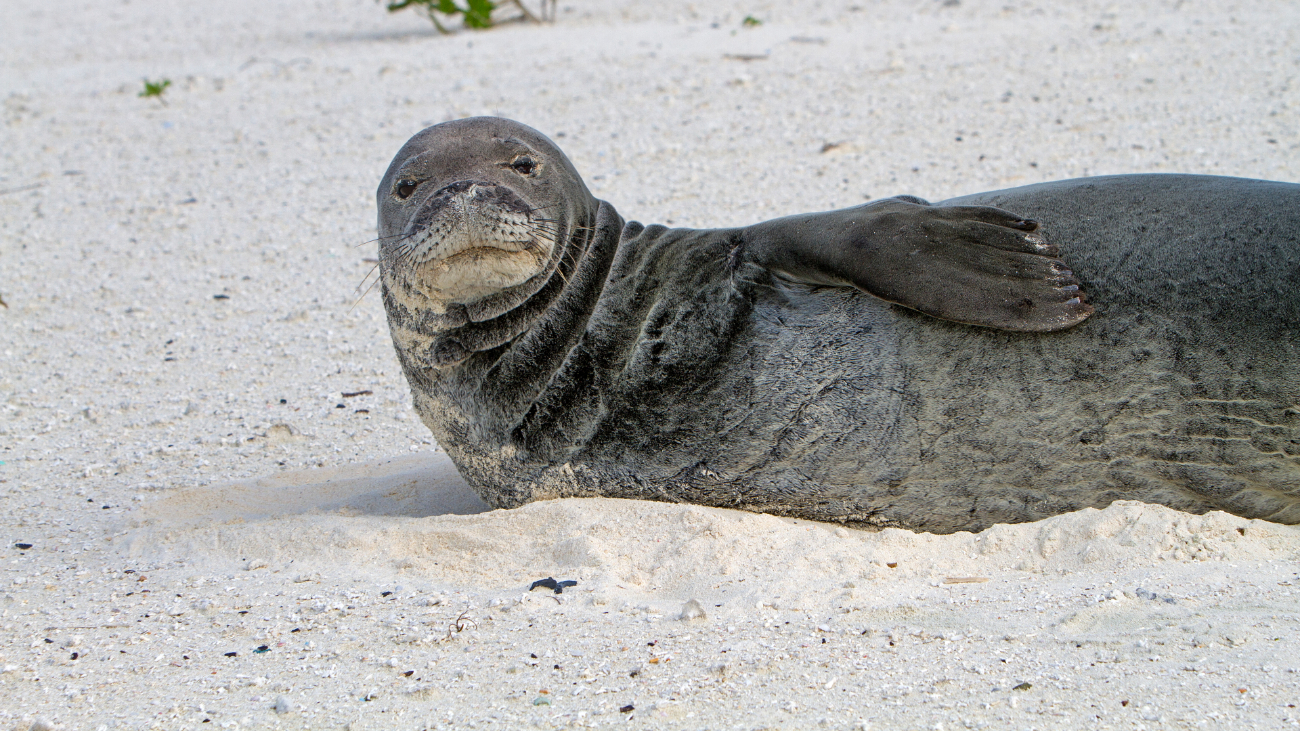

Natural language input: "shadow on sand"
[139,452,490,527]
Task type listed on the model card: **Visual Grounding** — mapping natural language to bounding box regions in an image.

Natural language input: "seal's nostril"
[433,180,477,198]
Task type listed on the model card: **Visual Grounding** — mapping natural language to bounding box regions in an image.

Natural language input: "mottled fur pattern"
[881,176,1300,530]
[379,119,1299,533]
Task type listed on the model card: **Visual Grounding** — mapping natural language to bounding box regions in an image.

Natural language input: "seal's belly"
[885,311,1299,531]
[684,281,907,499]
[535,261,1298,534]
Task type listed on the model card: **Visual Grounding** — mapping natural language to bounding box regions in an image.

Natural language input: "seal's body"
[378,118,1299,533]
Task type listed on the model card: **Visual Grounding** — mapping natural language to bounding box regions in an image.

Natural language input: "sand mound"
[126,457,1299,618]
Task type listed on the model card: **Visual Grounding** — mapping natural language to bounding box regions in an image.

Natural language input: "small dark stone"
[620,704,635,713]
[225,652,237,657]
[14,543,32,550]
[530,577,580,594]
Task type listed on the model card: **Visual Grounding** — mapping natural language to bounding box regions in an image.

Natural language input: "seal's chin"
[412,245,546,304]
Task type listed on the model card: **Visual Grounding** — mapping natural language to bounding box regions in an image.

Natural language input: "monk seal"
[377,117,1299,534]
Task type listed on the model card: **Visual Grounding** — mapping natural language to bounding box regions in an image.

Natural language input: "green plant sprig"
[139,78,172,104]
[384,0,551,32]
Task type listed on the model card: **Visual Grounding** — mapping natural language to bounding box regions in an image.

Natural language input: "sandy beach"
[2,0,1299,728]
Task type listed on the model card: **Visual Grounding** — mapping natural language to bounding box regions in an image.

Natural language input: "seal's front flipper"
[863,200,1095,331]
[739,197,1093,332]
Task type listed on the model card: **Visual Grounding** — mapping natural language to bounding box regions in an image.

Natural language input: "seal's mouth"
[441,246,518,263]
[383,180,557,305]
[402,181,545,264]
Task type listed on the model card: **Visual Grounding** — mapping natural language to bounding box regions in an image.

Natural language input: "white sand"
[2,0,1299,728]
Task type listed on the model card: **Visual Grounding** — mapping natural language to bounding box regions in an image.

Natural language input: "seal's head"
[377,117,596,313]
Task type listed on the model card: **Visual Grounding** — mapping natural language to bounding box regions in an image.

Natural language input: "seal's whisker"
[391,236,424,267]
[524,233,562,250]
[550,260,572,289]
[536,236,578,290]
[348,266,384,312]
[525,226,562,241]
[354,233,408,248]
[353,261,381,295]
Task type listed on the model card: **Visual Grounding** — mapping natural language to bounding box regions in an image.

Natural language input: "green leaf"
[138,78,171,98]
[383,0,499,32]
[742,15,762,27]
[464,0,496,27]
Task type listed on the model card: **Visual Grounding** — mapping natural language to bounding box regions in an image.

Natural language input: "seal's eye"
[510,156,537,175]
[395,180,418,199]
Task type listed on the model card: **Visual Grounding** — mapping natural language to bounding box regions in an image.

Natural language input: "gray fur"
[378,119,1299,534]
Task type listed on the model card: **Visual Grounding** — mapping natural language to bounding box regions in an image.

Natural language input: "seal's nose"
[431,180,478,198]
[415,181,532,227]
[430,181,511,207]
